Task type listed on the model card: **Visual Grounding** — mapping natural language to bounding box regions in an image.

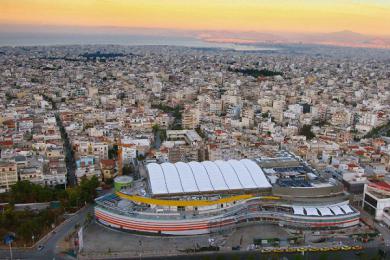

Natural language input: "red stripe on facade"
[96,212,210,230]
[95,208,359,233]
[95,211,214,228]
[95,209,212,225]
[96,211,235,231]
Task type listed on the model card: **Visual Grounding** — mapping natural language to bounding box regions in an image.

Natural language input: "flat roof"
[146,159,271,195]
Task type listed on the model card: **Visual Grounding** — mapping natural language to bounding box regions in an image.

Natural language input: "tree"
[108,145,118,159]
[0,206,64,246]
[79,176,99,204]
[229,68,283,77]
[8,181,56,204]
[66,188,80,208]
[152,124,160,134]
[299,124,316,140]
[137,154,146,161]
[159,129,167,141]
[195,126,205,138]
[5,92,15,101]
[171,124,183,130]
[104,178,114,186]
[122,165,134,175]
[17,220,37,242]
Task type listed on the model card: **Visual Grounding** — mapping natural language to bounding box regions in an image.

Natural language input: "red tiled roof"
[355,150,365,156]
[377,111,385,117]
[369,180,390,191]
[0,140,13,147]
[100,159,116,167]
[215,130,224,135]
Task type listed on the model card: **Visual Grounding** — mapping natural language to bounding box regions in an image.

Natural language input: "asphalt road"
[55,113,77,187]
[0,205,93,260]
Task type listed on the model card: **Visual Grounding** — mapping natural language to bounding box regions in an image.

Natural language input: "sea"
[0,32,279,51]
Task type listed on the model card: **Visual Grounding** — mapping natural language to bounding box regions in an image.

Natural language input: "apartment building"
[0,160,18,192]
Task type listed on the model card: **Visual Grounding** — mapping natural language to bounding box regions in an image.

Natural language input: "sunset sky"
[1,0,390,36]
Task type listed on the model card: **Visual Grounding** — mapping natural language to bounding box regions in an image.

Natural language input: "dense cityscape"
[0,43,389,259]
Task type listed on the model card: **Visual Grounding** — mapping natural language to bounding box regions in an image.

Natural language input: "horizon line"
[1,23,390,38]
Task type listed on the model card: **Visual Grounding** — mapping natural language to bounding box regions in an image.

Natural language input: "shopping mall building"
[95,154,360,235]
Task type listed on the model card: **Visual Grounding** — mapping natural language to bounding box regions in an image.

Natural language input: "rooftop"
[146,159,271,196]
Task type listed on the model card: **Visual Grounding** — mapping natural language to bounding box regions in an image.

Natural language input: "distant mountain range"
[1,24,389,49]
[196,30,390,49]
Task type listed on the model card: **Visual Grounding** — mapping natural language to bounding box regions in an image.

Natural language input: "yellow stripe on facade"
[116,192,279,207]
[256,196,280,200]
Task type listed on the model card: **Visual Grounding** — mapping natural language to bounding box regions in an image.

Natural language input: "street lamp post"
[9,242,13,260]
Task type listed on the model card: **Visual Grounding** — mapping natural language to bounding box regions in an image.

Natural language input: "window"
[364,194,378,208]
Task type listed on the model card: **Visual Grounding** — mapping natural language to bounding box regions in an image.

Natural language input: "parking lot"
[80,221,297,258]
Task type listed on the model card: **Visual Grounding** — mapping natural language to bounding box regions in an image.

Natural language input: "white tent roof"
[241,159,272,188]
[228,159,257,189]
[317,207,334,216]
[340,204,354,214]
[293,206,305,215]
[188,161,214,192]
[160,163,183,194]
[291,204,354,217]
[175,162,198,193]
[214,160,242,190]
[202,161,229,191]
[146,163,168,195]
[305,207,320,216]
[147,159,271,195]
[330,206,344,215]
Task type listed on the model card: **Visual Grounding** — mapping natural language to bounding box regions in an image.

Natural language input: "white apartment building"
[0,160,17,192]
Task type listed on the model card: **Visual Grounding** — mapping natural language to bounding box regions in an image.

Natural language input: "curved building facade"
[94,158,360,235]
[95,194,359,235]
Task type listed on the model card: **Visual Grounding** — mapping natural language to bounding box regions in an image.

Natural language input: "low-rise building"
[0,160,18,192]
[100,159,117,180]
[363,181,390,221]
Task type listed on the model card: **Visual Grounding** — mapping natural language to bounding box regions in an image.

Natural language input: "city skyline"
[1,0,390,48]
